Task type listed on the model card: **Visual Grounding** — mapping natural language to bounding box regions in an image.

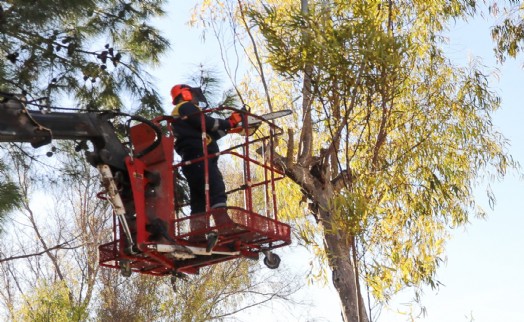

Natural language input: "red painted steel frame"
[98,108,291,276]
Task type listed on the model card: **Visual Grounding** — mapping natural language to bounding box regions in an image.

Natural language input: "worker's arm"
[177,102,243,134]
[178,102,232,133]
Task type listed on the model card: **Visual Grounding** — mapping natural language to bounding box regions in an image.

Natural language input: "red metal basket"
[98,107,291,276]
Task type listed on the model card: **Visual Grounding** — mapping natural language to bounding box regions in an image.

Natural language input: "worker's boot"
[187,213,207,243]
[211,206,234,227]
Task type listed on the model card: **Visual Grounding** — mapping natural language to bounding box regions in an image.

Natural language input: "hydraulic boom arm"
[0,95,156,254]
[0,97,128,169]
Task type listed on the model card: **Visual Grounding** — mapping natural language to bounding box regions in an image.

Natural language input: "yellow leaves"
[14,280,86,322]
[328,190,370,238]
[364,220,447,301]
[191,0,227,27]
[359,172,456,298]
[196,0,515,306]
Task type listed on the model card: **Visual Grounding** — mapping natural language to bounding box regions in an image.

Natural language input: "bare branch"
[237,0,274,112]
[0,240,84,263]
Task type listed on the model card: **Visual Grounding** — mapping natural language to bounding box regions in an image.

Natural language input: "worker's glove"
[228,112,242,128]
[228,126,244,134]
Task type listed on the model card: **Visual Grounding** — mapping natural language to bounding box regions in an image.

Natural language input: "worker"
[170,84,242,249]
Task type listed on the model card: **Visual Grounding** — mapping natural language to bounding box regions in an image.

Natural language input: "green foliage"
[168,261,252,321]
[0,0,169,112]
[490,1,524,62]
[94,260,288,322]
[243,0,515,303]
[0,160,22,232]
[0,181,20,213]
[14,280,87,322]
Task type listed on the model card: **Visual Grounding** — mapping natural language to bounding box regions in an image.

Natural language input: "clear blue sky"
[407,15,524,322]
[152,2,524,321]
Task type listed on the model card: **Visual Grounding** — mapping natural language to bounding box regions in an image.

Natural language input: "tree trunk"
[321,209,369,322]
[274,157,370,322]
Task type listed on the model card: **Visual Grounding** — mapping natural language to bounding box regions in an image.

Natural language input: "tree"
[0,0,170,313]
[195,1,516,321]
[0,0,169,112]
[0,59,303,319]
[0,160,21,232]
[489,1,524,62]
[0,141,302,321]
[14,280,88,322]
[0,0,170,245]
[0,142,110,321]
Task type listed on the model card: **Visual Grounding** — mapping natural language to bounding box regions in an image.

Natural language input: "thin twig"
[0,240,84,263]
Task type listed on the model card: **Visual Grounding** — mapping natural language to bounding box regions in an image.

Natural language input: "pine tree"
[0,160,21,233]
[0,0,169,113]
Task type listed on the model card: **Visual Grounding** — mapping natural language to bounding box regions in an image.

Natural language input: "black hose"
[115,112,163,158]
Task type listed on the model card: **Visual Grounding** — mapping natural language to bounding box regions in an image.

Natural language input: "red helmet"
[170,84,193,104]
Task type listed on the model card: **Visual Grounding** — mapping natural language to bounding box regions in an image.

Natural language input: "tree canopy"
[0,160,21,232]
[0,0,169,112]
[1,0,522,321]
[195,0,518,321]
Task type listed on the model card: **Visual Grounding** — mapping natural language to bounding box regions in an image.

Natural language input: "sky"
[151,2,524,321]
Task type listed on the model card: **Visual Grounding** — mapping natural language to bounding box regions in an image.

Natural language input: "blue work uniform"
[171,101,231,215]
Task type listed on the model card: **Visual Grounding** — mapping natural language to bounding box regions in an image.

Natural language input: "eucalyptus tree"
[490,0,524,62]
[195,1,516,321]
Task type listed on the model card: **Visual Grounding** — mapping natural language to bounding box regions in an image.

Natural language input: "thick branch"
[297,0,313,166]
[331,169,353,192]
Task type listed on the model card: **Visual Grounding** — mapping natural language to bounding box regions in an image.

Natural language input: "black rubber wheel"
[263,253,281,269]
